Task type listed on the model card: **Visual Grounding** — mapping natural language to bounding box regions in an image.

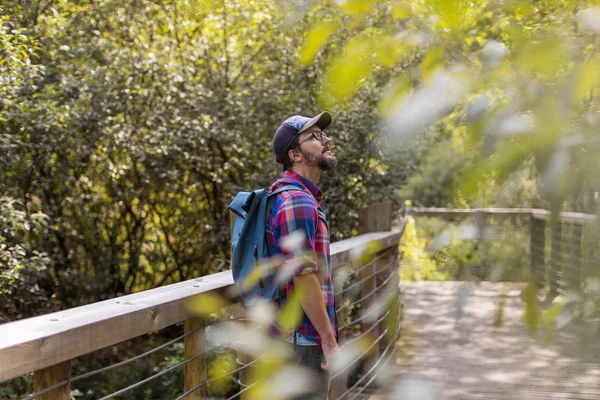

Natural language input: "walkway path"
[370,281,600,400]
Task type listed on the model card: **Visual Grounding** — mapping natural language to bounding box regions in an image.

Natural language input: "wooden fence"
[0,204,406,400]
[412,207,599,294]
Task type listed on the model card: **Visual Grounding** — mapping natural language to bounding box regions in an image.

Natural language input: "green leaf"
[515,32,568,79]
[391,1,413,20]
[319,38,375,105]
[522,280,540,333]
[299,22,336,66]
[574,57,600,100]
[278,286,306,331]
[187,292,229,316]
[336,0,376,16]
[421,47,444,82]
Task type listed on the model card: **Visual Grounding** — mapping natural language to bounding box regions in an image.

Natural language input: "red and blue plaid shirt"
[266,171,336,344]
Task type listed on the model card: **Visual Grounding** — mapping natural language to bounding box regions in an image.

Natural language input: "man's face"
[297,128,338,170]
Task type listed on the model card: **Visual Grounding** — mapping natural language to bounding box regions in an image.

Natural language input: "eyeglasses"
[299,129,328,144]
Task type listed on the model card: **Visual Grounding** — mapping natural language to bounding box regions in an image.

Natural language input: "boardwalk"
[371,281,600,400]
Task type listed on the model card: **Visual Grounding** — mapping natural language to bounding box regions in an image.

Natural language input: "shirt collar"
[279,171,323,203]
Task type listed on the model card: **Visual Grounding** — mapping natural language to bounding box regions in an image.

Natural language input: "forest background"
[1,0,599,397]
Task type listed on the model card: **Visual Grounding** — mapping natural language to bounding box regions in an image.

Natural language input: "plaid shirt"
[266,171,336,344]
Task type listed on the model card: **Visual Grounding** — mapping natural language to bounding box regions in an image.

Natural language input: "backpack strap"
[269,184,301,197]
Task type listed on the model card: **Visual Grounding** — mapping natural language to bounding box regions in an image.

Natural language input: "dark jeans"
[292,345,330,400]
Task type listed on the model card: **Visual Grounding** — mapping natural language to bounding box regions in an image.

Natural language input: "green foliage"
[399,217,449,281]
[401,216,531,282]
[0,0,399,318]
[0,197,51,322]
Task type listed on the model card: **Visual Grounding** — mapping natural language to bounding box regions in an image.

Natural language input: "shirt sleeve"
[276,192,320,277]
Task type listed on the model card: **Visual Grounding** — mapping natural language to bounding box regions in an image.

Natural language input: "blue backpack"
[228,185,298,306]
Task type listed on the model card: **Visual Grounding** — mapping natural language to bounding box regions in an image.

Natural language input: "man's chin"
[319,155,338,171]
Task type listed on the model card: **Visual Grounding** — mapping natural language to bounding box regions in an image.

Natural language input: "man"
[266,112,340,399]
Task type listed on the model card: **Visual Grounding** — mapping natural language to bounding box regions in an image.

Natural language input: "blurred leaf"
[374,37,407,68]
[391,1,413,20]
[522,280,540,333]
[515,32,568,79]
[187,292,230,316]
[336,0,376,16]
[574,57,600,100]
[421,47,444,82]
[576,7,600,34]
[298,22,336,66]
[319,38,375,105]
[379,75,412,117]
[278,286,306,331]
[350,239,382,264]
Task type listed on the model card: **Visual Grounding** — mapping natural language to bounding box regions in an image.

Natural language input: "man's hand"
[321,339,341,371]
[292,273,338,370]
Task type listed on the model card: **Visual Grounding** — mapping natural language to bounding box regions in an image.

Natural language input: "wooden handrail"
[0,230,401,383]
[412,207,597,225]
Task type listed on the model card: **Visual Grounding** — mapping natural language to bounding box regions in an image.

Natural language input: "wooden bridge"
[1,206,599,399]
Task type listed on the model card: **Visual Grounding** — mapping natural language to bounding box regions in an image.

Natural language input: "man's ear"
[288,148,302,163]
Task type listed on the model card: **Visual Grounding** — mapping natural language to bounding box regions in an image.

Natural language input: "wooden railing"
[0,205,406,400]
[412,207,599,294]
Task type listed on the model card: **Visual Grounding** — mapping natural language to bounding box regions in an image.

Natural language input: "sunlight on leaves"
[298,22,337,66]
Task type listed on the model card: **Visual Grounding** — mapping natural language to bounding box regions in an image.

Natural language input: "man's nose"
[322,135,331,145]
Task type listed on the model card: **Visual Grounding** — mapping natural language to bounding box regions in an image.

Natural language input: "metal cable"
[19,323,209,400]
[335,258,394,296]
[174,356,263,400]
[331,329,388,380]
[338,291,395,331]
[343,340,398,400]
[224,376,265,400]
[340,311,390,352]
[336,271,395,314]
[349,250,395,276]
[97,325,263,400]
[20,316,253,400]
[334,318,401,400]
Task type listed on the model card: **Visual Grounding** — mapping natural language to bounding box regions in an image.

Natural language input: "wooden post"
[33,361,71,400]
[550,221,563,294]
[358,202,392,234]
[357,203,393,379]
[530,218,546,286]
[569,223,583,292]
[184,317,206,399]
[473,211,487,280]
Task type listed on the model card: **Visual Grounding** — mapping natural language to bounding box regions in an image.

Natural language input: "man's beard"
[299,148,338,171]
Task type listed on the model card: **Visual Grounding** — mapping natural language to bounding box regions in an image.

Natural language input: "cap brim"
[298,111,332,134]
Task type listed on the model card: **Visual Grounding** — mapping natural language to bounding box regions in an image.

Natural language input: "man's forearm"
[293,273,336,344]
